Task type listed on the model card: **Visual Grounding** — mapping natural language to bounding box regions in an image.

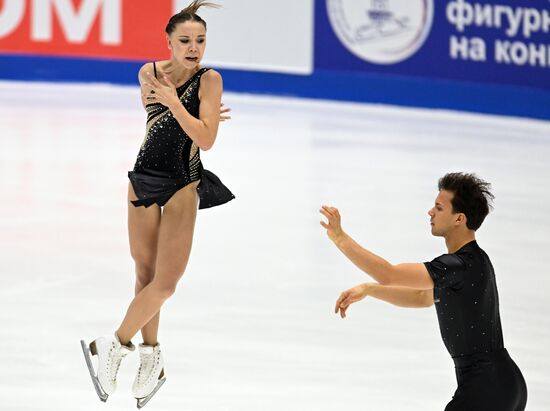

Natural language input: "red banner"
[0,0,173,60]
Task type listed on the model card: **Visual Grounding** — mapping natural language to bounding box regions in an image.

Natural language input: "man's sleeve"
[424,254,466,289]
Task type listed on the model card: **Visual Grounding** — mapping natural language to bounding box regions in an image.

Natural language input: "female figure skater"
[80,1,234,407]
[320,173,527,410]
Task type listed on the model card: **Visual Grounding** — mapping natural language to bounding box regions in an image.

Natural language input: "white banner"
[173,0,314,74]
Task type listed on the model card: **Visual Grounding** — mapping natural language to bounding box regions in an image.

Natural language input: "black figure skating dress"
[128,65,234,209]
[425,241,527,411]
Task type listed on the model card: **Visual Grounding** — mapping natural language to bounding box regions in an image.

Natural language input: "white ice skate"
[80,333,135,402]
[132,343,166,409]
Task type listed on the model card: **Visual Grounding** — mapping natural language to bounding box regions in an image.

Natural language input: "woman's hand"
[143,73,180,109]
[319,205,345,243]
[219,102,231,122]
[335,283,370,318]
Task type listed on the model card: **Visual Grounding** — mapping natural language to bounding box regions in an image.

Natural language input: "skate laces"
[109,342,126,382]
[138,352,153,384]
[137,346,160,385]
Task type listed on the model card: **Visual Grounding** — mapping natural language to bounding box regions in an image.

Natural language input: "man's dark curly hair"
[438,172,495,231]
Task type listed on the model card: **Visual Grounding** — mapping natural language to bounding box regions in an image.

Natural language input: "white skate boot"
[80,333,135,402]
[132,343,166,409]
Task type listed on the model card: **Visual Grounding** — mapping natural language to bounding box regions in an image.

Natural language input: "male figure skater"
[320,172,527,410]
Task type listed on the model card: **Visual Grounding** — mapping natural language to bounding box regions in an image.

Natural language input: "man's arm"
[335,283,434,318]
[320,206,434,289]
[368,284,434,308]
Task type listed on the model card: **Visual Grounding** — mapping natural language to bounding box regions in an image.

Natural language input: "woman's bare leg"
[127,183,162,345]
[117,181,199,345]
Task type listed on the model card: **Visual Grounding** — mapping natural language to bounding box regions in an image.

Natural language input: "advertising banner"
[0,0,548,118]
[0,0,172,60]
[316,0,550,90]
[0,0,313,73]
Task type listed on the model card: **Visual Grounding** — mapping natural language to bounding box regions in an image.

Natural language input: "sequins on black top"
[424,241,504,358]
[128,66,234,209]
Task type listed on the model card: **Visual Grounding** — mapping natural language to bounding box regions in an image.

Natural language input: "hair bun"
[180,0,220,15]
[166,0,220,34]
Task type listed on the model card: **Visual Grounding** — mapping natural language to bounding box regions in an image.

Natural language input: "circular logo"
[327,0,434,65]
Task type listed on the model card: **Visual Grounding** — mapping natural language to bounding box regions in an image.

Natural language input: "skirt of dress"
[128,167,235,209]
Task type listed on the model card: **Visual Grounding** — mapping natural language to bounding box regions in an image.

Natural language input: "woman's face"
[167,21,207,68]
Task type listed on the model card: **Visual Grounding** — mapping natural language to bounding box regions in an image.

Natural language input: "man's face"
[428,190,463,237]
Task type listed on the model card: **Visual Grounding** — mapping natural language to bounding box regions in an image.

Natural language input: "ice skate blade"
[136,376,166,409]
[80,340,109,402]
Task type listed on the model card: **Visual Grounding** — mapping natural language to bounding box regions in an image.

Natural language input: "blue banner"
[315,0,550,90]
